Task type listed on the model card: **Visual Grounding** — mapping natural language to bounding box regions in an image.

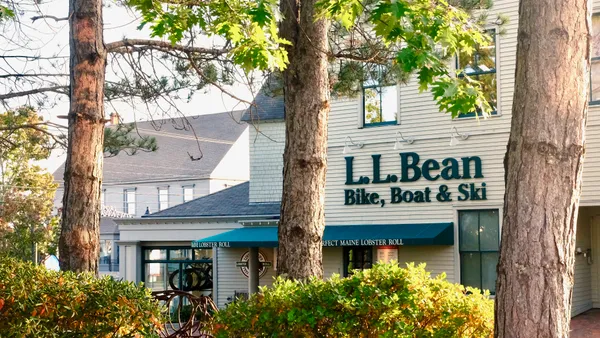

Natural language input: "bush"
[0,257,164,337]
[213,263,494,337]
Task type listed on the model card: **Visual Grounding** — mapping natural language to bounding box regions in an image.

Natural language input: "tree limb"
[31,15,69,23]
[186,54,253,106]
[0,123,67,148]
[106,39,229,55]
[0,73,69,79]
[0,55,69,60]
[0,86,69,100]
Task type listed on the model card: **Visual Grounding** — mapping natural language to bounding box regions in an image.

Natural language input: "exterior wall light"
[449,126,469,146]
[393,131,415,150]
[342,136,364,154]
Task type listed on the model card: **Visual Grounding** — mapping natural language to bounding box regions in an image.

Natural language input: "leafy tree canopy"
[0,107,59,261]
[129,0,289,72]
[128,0,497,117]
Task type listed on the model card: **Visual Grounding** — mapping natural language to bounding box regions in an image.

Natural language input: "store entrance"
[142,247,213,298]
[343,246,373,277]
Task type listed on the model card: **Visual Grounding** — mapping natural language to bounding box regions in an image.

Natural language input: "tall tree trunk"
[59,0,106,273]
[277,0,330,279]
[494,0,590,336]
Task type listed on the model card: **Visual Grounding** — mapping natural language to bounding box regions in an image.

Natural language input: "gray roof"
[100,218,119,235]
[241,90,284,122]
[145,182,280,218]
[53,111,247,184]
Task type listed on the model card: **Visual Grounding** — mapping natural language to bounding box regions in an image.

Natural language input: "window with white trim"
[158,187,169,211]
[183,186,194,203]
[124,189,136,215]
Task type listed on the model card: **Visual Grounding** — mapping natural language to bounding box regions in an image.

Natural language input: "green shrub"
[213,263,494,338]
[0,257,164,337]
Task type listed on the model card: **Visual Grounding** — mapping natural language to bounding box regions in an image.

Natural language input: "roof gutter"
[114,214,280,224]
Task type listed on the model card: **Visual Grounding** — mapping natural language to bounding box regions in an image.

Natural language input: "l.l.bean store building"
[116,1,600,316]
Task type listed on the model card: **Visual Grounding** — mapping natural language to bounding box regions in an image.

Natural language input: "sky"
[1,0,259,173]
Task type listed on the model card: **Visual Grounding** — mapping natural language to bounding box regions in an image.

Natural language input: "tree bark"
[59,0,106,273]
[495,0,590,336]
[277,0,330,279]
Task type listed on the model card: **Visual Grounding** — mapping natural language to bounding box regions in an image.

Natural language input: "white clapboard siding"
[325,134,507,225]
[215,248,276,308]
[397,246,457,283]
[323,247,344,278]
[239,0,600,316]
[572,208,595,316]
[248,122,285,203]
[580,122,600,205]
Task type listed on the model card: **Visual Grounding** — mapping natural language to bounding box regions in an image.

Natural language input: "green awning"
[192,223,453,248]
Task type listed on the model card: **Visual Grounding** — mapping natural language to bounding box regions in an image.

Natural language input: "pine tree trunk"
[277,0,330,279]
[494,0,590,336]
[59,0,106,273]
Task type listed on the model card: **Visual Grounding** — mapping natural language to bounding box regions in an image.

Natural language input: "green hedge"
[213,263,494,337]
[0,257,164,337]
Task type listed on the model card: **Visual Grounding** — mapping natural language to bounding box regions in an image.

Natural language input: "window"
[99,240,111,265]
[142,247,213,298]
[456,29,498,117]
[343,246,373,277]
[459,209,500,294]
[124,189,136,215]
[158,187,169,211]
[591,15,600,104]
[362,84,398,126]
[183,186,194,203]
[100,189,105,206]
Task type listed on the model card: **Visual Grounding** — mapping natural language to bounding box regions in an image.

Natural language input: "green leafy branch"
[318,0,494,117]
[127,0,290,72]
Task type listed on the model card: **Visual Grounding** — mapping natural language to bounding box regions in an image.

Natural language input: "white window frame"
[158,187,169,211]
[124,189,136,215]
[183,185,194,203]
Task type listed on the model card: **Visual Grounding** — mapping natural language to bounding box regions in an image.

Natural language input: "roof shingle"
[53,111,247,184]
[241,91,284,122]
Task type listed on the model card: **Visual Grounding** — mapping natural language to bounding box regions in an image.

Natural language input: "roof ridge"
[145,181,250,217]
[123,110,246,126]
[135,128,235,145]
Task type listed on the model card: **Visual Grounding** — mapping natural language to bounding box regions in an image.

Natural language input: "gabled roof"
[53,111,247,185]
[145,182,280,218]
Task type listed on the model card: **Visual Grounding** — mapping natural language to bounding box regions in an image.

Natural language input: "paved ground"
[571,309,600,338]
